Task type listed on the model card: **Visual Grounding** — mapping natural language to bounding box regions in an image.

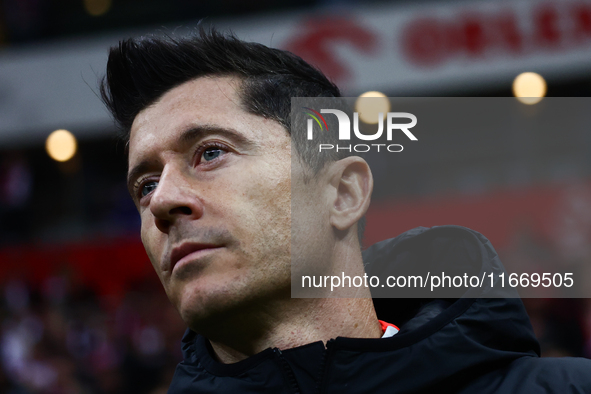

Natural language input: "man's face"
[127,76,298,329]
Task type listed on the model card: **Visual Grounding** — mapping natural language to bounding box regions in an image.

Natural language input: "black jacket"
[168,226,591,393]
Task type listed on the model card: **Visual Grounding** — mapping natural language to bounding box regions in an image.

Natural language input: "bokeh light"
[46,129,77,162]
[355,91,391,124]
[83,0,112,16]
[513,72,547,105]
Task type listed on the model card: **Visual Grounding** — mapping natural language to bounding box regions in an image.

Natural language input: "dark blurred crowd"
[0,275,185,394]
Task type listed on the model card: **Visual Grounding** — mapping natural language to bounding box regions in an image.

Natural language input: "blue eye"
[141,181,158,197]
[202,148,224,162]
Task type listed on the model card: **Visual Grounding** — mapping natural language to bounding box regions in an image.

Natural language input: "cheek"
[222,171,291,254]
[140,214,163,270]
[250,179,292,252]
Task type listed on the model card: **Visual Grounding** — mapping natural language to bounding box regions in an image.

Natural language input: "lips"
[168,242,222,273]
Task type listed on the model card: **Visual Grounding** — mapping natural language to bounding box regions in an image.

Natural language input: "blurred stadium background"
[2,0,591,392]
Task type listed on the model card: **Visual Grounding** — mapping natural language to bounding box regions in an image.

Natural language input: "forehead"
[128,76,288,162]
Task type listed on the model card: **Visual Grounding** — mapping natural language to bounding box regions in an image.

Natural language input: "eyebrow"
[127,124,258,198]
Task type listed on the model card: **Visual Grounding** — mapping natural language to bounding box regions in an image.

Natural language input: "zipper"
[273,348,302,394]
[315,339,335,394]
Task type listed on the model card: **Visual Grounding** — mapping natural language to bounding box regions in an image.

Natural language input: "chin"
[173,277,250,331]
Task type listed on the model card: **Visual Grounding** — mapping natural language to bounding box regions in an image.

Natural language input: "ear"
[328,156,373,233]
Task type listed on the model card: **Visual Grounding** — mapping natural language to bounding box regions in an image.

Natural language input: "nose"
[149,167,203,233]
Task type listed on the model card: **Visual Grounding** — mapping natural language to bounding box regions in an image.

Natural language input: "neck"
[208,296,382,364]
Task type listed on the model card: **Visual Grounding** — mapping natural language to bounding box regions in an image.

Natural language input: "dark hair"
[100,27,365,241]
[100,28,346,171]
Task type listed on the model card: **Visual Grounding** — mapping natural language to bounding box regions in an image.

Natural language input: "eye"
[201,147,226,162]
[140,180,158,197]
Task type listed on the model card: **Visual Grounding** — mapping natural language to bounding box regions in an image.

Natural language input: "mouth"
[168,242,223,274]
